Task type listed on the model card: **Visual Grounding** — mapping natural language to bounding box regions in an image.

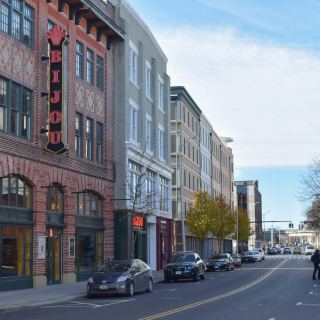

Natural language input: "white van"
[305,245,315,256]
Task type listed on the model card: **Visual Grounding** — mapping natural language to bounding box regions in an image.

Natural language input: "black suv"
[164,251,205,282]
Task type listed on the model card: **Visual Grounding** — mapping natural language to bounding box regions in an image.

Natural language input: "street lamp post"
[271,218,277,247]
[236,190,242,255]
[251,202,259,250]
[179,135,197,252]
[263,211,270,248]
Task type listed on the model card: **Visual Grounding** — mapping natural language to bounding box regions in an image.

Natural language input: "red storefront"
[156,217,174,270]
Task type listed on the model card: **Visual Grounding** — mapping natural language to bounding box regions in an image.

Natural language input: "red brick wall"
[0,0,116,278]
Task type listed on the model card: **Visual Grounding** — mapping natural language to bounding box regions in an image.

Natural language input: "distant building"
[234,180,262,251]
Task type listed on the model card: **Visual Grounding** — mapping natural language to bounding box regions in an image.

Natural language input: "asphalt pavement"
[1,249,318,320]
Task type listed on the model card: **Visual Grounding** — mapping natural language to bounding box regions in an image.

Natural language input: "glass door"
[45,228,62,285]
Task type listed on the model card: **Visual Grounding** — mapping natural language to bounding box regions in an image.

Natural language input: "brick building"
[0,0,124,291]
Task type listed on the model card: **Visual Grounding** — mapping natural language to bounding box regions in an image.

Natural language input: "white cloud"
[154,27,320,168]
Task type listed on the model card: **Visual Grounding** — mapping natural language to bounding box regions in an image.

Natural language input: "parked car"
[283,247,291,254]
[272,246,281,254]
[252,251,262,262]
[241,251,256,263]
[253,248,265,260]
[267,248,277,255]
[164,251,205,282]
[305,246,315,256]
[232,254,242,267]
[293,247,301,254]
[207,253,234,271]
[87,259,153,297]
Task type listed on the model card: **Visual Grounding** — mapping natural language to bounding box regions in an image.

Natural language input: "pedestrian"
[312,249,320,280]
[263,246,265,253]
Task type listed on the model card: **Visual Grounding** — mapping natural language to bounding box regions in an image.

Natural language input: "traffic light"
[292,224,294,228]
[289,223,291,228]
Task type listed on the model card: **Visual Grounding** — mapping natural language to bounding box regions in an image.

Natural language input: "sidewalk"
[0,270,164,312]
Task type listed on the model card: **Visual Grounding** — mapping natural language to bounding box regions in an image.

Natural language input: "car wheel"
[300,253,301,255]
[259,259,262,262]
[239,263,242,267]
[146,279,153,292]
[193,271,200,281]
[164,277,170,283]
[174,278,179,282]
[200,271,206,280]
[253,259,256,263]
[127,282,134,297]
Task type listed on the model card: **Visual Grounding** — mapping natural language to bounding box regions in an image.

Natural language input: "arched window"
[75,191,102,216]
[0,175,32,208]
[47,184,64,212]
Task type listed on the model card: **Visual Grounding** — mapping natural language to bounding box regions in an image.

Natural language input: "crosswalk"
[265,255,311,260]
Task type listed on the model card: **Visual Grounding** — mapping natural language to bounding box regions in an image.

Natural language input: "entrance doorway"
[161,235,168,269]
[45,228,62,285]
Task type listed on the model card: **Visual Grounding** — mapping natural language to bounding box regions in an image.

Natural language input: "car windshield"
[170,254,195,263]
[98,261,131,272]
[210,254,228,260]
[307,246,315,249]
[232,255,238,259]
[294,247,300,249]
[244,252,253,256]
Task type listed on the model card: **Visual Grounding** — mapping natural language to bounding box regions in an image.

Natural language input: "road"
[1,250,318,320]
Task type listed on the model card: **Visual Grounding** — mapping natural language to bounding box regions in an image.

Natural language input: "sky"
[127,0,320,230]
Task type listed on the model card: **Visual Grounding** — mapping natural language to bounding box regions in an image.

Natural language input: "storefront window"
[75,191,102,217]
[0,175,32,208]
[46,184,64,212]
[75,230,104,271]
[1,226,32,278]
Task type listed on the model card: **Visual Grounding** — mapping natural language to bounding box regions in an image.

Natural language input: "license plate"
[245,259,248,261]
[215,266,219,269]
[100,285,108,290]
[175,271,181,274]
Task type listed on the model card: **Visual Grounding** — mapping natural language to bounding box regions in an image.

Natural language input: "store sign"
[45,24,68,153]
[133,217,143,227]
[38,236,46,259]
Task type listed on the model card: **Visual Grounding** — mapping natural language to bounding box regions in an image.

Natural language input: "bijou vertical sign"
[45,25,68,153]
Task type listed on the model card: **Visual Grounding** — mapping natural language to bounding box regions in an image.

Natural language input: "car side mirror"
[196,257,200,261]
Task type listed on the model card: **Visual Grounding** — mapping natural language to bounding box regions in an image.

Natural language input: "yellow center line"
[139,260,287,320]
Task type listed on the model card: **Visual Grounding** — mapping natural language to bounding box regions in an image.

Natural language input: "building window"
[86,118,93,161]
[0,78,32,139]
[75,230,104,271]
[96,56,103,91]
[47,184,64,212]
[129,40,138,84]
[129,99,138,142]
[188,142,190,158]
[76,41,83,79]
[0,226,32,278]
[1,0,34,48]
[159,176,168,211]
[75,113,82,157]
[128,161,141,204]
[183,106,185,123]
[146,60,151,98]
[146,170,155,208]
[0,175,32,208]
[158,124,164,158]
[96,122,103,164]
[86,49,94,85]
[158,75,164,110]
[76,191,103,216]
[146,113,151,150]
[184,170,186,187]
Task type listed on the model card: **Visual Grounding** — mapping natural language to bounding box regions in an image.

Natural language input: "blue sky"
[128,0,320,229]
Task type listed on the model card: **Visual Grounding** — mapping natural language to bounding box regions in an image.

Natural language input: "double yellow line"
[139,260,286,320]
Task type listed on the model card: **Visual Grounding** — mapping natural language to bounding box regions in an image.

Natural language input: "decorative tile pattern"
[87,91,94,111]
[77,86,83,104]
[14,52,22,72]
[98,98,103,114]
[26,59,33,78]
[2,46,9,66]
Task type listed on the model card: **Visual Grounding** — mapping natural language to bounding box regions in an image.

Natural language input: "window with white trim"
[146,170,155,208]
[128,160,141,204]
[129,99,138,142]
[158,75,164,110]
[159,175,169,211]
[158,124,164,158]
[146,60,151,98]
[129,40,138,84]
[146,113,151,150]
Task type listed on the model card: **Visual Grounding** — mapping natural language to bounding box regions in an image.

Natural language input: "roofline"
[120,0,168,63]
